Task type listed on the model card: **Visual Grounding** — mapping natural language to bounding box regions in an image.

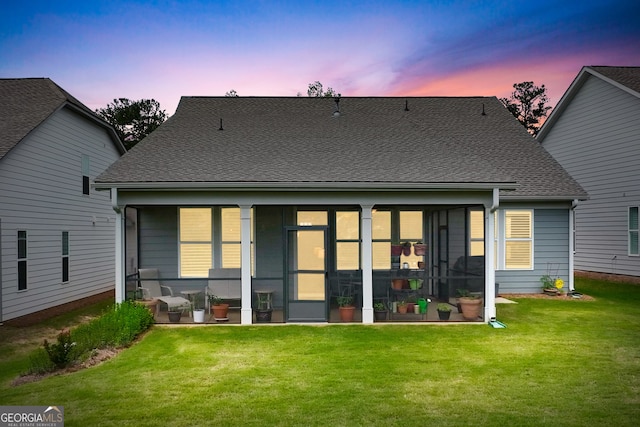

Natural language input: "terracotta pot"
[212,303,230,319]
[392,279,406,290]
[339,306,355,322]
[397,304,408,314]
[391,245,403,256]
[458,297,483,320]
[414,244,427,256]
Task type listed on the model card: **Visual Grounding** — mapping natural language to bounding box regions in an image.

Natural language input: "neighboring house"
[538,66,640,278]
[95,96,587,324]
[0,78,125,324]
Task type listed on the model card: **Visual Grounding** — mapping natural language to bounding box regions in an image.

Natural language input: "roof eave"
[94,181,518,192]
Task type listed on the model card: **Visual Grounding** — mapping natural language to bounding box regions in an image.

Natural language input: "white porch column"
[113,189,125,304]
[484,190,498,321]
[569,201,577,291]
[240,205,253,324]
[361,204,374,324]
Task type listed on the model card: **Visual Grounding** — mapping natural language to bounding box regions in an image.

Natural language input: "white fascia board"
[94,181,517,192]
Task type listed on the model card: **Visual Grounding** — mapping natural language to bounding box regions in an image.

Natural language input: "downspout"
[569,199,578,291]
[485,188,499,322]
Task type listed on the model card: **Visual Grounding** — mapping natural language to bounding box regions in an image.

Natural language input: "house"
[95,96,587,324]
[0,78,125,324]
[538,66,640,279]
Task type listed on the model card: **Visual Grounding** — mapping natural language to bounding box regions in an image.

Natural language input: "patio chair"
[137,268,191,315]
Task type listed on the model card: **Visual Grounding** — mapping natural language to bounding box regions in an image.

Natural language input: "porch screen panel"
[179,208,212,277]
[629,207,638,256]
[372,210,390,269]
[504,210,532,269]
[400,211,423,269]
[336,211,359,270]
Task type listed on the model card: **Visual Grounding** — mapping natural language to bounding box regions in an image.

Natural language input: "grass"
[1,277,639,426]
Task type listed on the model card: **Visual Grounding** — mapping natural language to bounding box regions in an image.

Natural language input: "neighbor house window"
[336,211,360,270]
[372,210,391,269]
[82,155,90,195]
[629,207,639,256]
[499,209,533,270]
[469,210,484,256]
[17,230,27,290]
[179,208,212,277]
[62,231,69,283]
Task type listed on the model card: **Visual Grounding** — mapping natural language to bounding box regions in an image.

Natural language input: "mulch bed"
[500,293,595,301]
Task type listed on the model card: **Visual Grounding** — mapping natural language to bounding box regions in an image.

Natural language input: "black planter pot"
[374,310,387,321]
[255,309,273,323]
[437,310,451,321]
[168,311,182,323]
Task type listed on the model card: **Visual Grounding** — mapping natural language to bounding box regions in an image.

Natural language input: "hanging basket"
[413,244,427,256]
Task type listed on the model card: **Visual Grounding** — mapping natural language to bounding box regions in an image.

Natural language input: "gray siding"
[138,207,179,277]
[497,208,569,292]
[0,108,121,321]
[543,75,640,276]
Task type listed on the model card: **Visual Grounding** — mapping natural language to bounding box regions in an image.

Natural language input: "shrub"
[43,330,76,369]
[28,300,154,374]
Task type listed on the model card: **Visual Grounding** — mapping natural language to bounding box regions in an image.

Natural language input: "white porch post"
[361,204,374,324]
[569,201,577,291]
[113,189,124,303]
[240,205,253,324]
[485,189,498,321]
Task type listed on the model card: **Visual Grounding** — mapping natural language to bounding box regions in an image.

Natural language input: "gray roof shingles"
[590,66,640,95]
[96,96,587,200]
[0,78,121,160]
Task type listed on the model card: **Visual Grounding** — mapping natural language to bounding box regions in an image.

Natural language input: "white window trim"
[629,206,639,256]
[495,209,534,271]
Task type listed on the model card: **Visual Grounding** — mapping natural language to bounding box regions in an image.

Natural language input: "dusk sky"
[2,0,639,115]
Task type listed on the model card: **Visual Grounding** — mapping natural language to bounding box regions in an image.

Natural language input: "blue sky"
[1,0,638,115]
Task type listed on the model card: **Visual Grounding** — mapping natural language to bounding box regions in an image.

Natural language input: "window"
[17,230,27,290]
[469,210,484,256]
[502,210,533,269]
[336,211,360,270]
[179,208,212,277]
[82,155,90,195]
[630,207,639,256]
[400,211,423,268]
[221,207,254,269]
[372,210,391,269]
[62,231,69,283]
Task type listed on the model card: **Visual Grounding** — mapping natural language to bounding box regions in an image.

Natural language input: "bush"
[26,348,55,375]
[29,300,154,373]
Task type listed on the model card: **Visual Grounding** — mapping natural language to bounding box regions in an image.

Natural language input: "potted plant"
[397,300,408,314]
[437,303,452,320]
[413,241,427,256]
[540,275,564,295]
[391,242,403,257]
[402,241,412,256]
[373,302,387,321]
[167,308,182,323]
[456,289,483,320]
[208,294,229,320]
[337,296,355,322]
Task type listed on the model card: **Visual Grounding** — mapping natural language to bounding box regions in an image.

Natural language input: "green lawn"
[1,277,639,426]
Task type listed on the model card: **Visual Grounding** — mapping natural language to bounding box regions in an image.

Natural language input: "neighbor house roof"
[0,78,125,160]
[96,96,587,200]
[538,66,640,141]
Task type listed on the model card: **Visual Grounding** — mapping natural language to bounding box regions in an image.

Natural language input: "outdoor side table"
[180,289,203,317]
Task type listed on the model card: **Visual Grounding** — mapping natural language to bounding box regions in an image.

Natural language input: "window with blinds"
[629,207,639,256]
[372,210,391,269]
[504,210,532,269]
[336,211,360,270]
[179,208,212,277]
[469,210,484,256]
